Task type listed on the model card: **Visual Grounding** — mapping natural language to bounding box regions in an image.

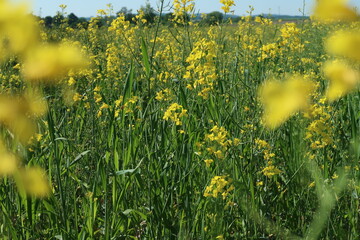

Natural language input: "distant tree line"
[41,5,245,29]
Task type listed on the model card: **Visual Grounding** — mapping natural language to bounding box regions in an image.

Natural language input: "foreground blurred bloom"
[21,167,50,198]
[259,75,316,129]
[24,88,48,117]
[323,60,359,102]
[0,1,39,56]
[0,95,36,143]
[23,43,88,83]
[312,0,358,22]
[0,152,18,176]
[0,93,48,143]
[326,30,360,62]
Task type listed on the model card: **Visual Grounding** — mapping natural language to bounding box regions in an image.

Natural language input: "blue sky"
[22,0,360,17]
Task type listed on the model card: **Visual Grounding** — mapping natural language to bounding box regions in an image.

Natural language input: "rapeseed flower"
[163,103,188,125]
[21,167,51,198]
[0,152,18,176]
[0,1,39,56]
[323,60,359,101]
[259,75,316,129]
[220,0,235,13]
[312,0,358,22]
[325,30,360,62]
[23,43,88,83]
[204,175,234,199]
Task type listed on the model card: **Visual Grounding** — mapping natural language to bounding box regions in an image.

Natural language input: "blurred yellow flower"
[326,30,360,62]
[21,167,50,198]
[24,88,48,117]
[323,60,359,102]
[23,43,88,83]
[259,75,316,129]
[0,95,36,143]
[0,1,39,55]
[0,152,18,176]
[312,0,358,22]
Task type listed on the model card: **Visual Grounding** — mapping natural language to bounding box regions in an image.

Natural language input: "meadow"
[0,0,360,239]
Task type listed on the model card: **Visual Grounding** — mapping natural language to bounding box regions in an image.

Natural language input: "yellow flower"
[21,167,51,198]
[204,175,234,199]
[204,159,214,167]
[163,103,188,125]
[73,92,82,102]
[0,95,37,143]
[23,43,88,83]
[312,0,358,22]
[24,88,48,117]
[0,1,39,55]
[258,75,316,129]
[262,165,282,178]
[326,30,360,62]
[220,0,235,13]
[0,152,18,176]
[323,60,359,102]
[256,181,264,186]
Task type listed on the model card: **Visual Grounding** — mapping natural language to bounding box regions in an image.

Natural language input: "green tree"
[140,2,157,24]
[67,13,79,27]
[204,11,223,25]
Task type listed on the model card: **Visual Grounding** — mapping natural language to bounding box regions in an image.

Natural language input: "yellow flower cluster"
[204,175,234,199]
[260,43,278,60]
[304,99,333,150]
[279,23,303,52]
[255,139,282,178]
[257,23,302,62]
[206,126,231,148]
[184,35,218,99]
[199,125,240,167]
[220,0,235,13]
[173,0,195,24]
[0,0,38,57]
[261,165,282,178]
[155,88,174,101]
[163,103,188,125]
[114,96,140,117]
[106,43,122,79]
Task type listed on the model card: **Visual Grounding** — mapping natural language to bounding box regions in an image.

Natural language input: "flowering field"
[0,0,360,239]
